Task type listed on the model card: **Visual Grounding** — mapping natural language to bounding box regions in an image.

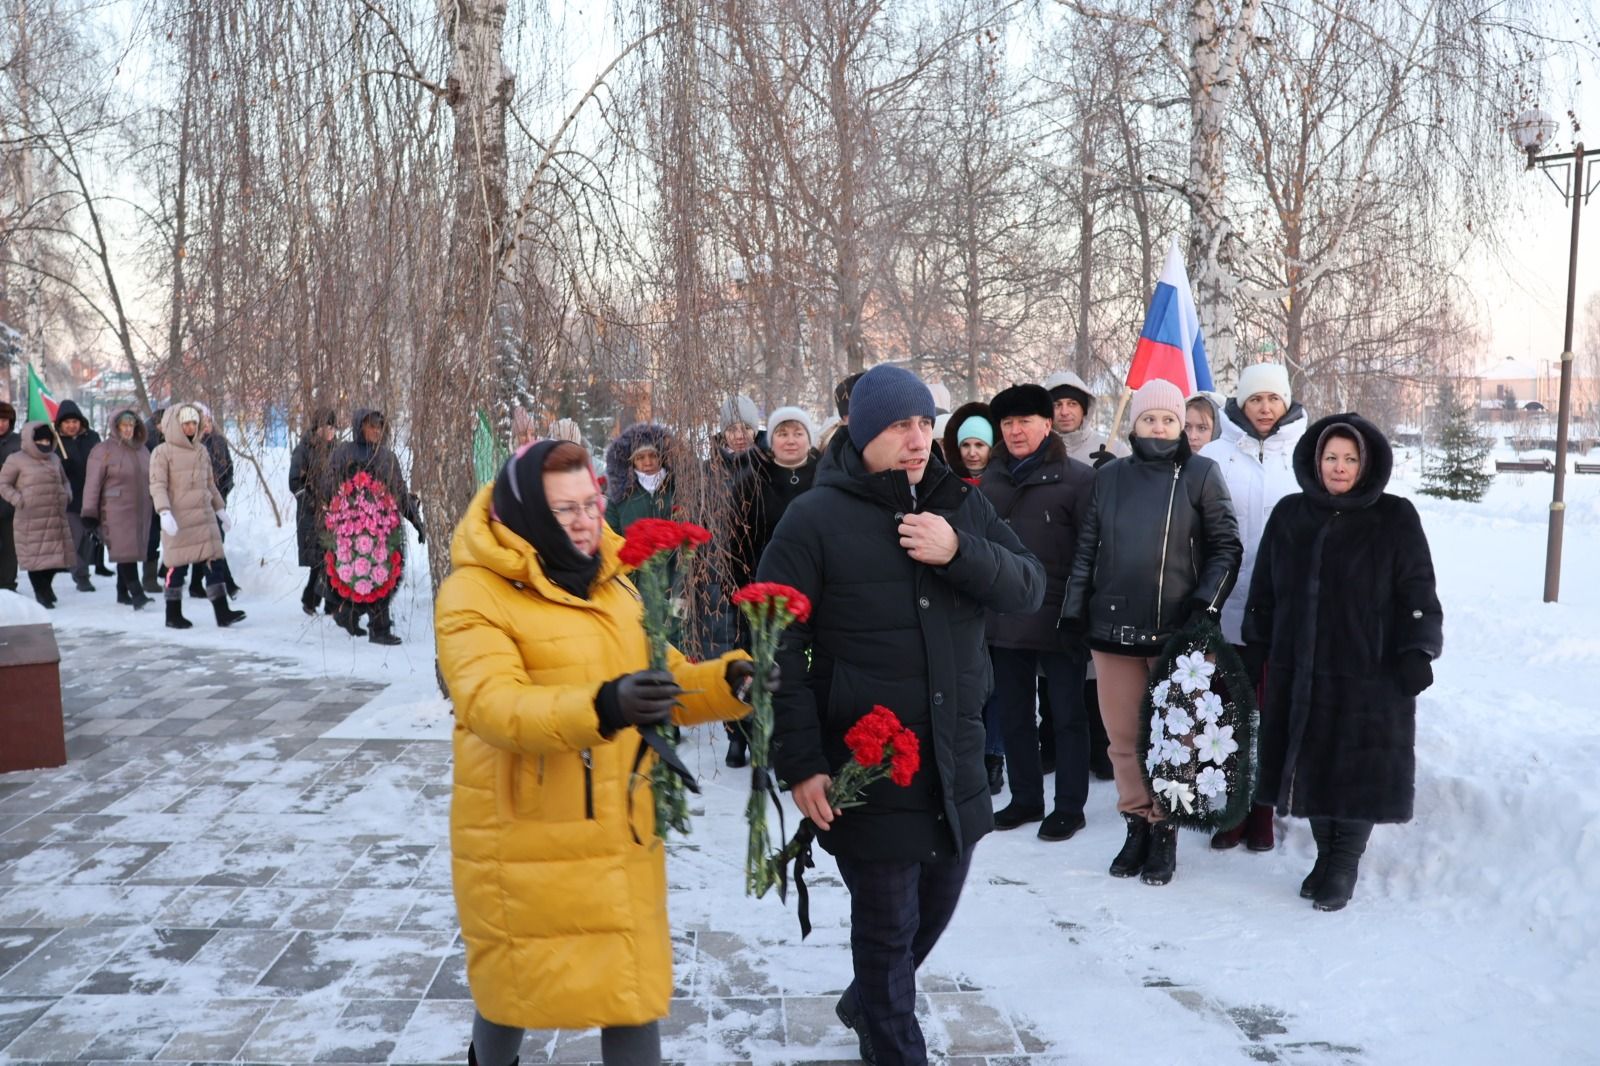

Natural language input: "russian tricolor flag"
[1127,238,1214,394]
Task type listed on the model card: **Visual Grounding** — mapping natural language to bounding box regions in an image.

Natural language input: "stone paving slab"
[0,628,1321,1065]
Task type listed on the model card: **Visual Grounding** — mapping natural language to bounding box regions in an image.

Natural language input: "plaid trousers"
[834,847,975,1066]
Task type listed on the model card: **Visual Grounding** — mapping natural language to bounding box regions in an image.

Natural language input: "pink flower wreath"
[322,471,404,604]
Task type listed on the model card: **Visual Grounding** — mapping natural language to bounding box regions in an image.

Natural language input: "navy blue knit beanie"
[846,365,936,451]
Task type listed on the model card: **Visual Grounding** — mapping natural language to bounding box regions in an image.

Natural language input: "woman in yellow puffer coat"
[435,440,761,1066]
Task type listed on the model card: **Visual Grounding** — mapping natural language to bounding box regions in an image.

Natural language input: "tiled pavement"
[0,630,1064,1065]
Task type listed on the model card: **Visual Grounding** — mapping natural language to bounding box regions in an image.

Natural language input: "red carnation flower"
[732,582,813,624]
[888,728,920,787]
[620,518,711,568]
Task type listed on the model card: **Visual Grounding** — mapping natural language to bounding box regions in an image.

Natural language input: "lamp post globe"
[1510,108,1558,161]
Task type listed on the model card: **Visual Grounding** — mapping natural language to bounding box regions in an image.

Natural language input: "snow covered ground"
[13,440,1598,1063]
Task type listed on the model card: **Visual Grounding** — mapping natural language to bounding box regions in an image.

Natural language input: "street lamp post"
[1510,109,1596,603]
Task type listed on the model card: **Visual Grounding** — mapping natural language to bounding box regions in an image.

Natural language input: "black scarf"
[1130,433,1191,464]
[1006,435,1053,481]
[492,441,603,599]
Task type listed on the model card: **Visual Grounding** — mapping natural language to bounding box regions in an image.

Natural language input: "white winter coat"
[1200,402,1308,644]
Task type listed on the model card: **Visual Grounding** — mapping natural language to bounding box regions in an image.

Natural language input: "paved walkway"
[0,628,1086,1065]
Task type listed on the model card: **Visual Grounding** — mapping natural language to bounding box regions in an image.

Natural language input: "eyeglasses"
[551,498,603,526]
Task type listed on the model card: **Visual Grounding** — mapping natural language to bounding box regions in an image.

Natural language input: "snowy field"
[16,439,1599,1063]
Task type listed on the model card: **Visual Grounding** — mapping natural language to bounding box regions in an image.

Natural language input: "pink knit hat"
[1129,379,1186,424]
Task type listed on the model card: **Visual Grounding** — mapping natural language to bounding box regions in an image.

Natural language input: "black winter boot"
[74,575,95,593]
[210,589,246,628]
[1302,817,1337,899]
[1313,820,1373,912]
[188,567,206,598]
[1109,813,1151,877]
[116,569,133,604]
[835,987,877,1066]
[142,559,162,593]
[334,601,368,637]
[724,730,748,768]
[301,568,322,616]
[466,1043,518,1066]
[367,605,401,646]
[118,563,149,610]
[1140,821,1178,886]
[985,753,1004,796]
[994,800,1045,830]
[165,598,192,630]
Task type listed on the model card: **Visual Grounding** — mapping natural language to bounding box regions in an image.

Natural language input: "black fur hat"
[989,383,1054,423]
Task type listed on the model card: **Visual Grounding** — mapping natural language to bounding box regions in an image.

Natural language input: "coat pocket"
[496,751,596,824]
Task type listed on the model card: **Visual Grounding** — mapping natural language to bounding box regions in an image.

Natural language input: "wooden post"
[1104,387,1134,452]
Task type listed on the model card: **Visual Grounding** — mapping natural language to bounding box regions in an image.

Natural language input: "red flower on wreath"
[731,582,813,625]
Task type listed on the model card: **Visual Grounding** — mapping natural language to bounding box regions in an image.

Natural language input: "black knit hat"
[989,383,1053,423]
[834,372,864,418]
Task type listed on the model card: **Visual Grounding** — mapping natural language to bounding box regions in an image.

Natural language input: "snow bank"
[0,589,51,627]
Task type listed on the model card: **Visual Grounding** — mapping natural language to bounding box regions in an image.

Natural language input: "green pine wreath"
[1135,613,1259,832]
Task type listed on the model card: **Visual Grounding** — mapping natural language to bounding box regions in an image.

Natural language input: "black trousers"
[166,560,224,600]
[0,516,16,591]
[834,848,975,1066]
[991,646,1088,813]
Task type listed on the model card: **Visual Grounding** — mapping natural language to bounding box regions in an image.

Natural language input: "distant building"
[1476,356,1600,422]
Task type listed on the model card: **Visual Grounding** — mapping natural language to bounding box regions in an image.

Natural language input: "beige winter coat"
[149,406,224,567]
[82,411,154,564]
[0,423,77,572]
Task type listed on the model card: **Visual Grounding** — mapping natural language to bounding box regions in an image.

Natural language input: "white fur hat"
[1236,363,1292,405]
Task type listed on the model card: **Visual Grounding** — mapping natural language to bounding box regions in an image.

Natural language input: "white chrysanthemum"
[1164,707,1194,737]
[1145,744,1162,772]
[1194,723,1238,766]
[1161,739,1192,767]
[1196,766,1227,799]
[1172,651,1215,693]
[1152,680,1171,708]
[1150,714,1166,749]
[1196,691,1225,725]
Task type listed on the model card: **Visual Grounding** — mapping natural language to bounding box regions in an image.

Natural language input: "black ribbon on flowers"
[752,765,788,857]
[772,818,818,940]
[639,726,701,794]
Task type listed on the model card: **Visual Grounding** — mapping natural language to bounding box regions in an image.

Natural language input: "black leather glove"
[80,516,99,531]
[1089,444,1115,469]
[595,669,683,735]
[1240,643,1268,682]
[726,659,781,702]
[1397,650,1434,698]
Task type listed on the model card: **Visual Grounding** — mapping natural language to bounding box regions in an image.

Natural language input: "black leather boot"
[1140,821,1177,886]
[985,753,1004,796]
[188,569,206,598]
[1313,820,1373,912]
[142,559,162,593]
[116,569,133,604]
[119,564,149,610]
[367,604,401,646]
[1302,817,1337,899]
[835,987,877,1066]
[724,730,748,768]
[335,600,367,637]
[467,1043,518,1066]
[1109,813,1151,877]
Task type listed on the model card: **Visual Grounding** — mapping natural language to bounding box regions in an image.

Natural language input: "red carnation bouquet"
[774,704,921,937]
[322,471,404,604]
[620,517,712,840]
[731,582,812,897]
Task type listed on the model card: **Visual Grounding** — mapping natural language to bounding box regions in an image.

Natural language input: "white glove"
[160,511,178,536]
[218,509,233,533]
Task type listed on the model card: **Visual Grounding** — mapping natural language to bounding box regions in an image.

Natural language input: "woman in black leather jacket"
[1061,378,1242,886]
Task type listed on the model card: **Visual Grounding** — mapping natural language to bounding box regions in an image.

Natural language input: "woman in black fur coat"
[1243,413,1443,912]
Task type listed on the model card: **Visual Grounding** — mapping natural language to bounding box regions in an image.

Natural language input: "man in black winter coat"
[196,405,240,597]
[0,401,19,591]
[54,399,102,591]
[979,384,1095,840]
[758,365,1045,1066]
[325,408,424,644]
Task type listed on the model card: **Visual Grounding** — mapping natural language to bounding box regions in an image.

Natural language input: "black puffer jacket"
[735,448,818,587]
[1245,413,1443,823]
[288,409,338,567]
[758,433,1045,863]
[1062,434,1242,655]
[0,427,19,521]
[204,429,235,501]
[979,434,1094,653]
[53,400,100,513]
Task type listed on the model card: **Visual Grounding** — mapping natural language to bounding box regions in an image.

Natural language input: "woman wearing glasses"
[435,439,769,1066]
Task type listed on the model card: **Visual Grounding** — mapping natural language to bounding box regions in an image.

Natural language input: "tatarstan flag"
[26,363,59,423]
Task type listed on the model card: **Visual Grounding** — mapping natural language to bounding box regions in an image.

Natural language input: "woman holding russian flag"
[1059,378,1241,887]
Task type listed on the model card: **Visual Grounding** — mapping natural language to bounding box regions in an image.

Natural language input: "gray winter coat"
[82,411,155,564]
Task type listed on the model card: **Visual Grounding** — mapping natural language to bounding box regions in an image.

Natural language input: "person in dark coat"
[326,407,424,644]
[53,399,102,591]
[195,405,240,598]
[1060,378,1242,887]
[759,365,1045,1066]
[721,405,819,768]
[142,408,165,592]
[289,407,339,615]
[0,401,19,592]
[979,384,1096,841]
[1243,413,1441,912]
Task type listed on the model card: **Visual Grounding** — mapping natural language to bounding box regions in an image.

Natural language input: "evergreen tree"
[1421,380,1494,502]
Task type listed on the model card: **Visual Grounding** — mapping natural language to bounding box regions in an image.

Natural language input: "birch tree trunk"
[1185,0,1262,376]
[414,0,513,590]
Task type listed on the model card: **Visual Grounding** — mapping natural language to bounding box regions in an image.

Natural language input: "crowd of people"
[429,362,1443,1066]
[0,399,422,642]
